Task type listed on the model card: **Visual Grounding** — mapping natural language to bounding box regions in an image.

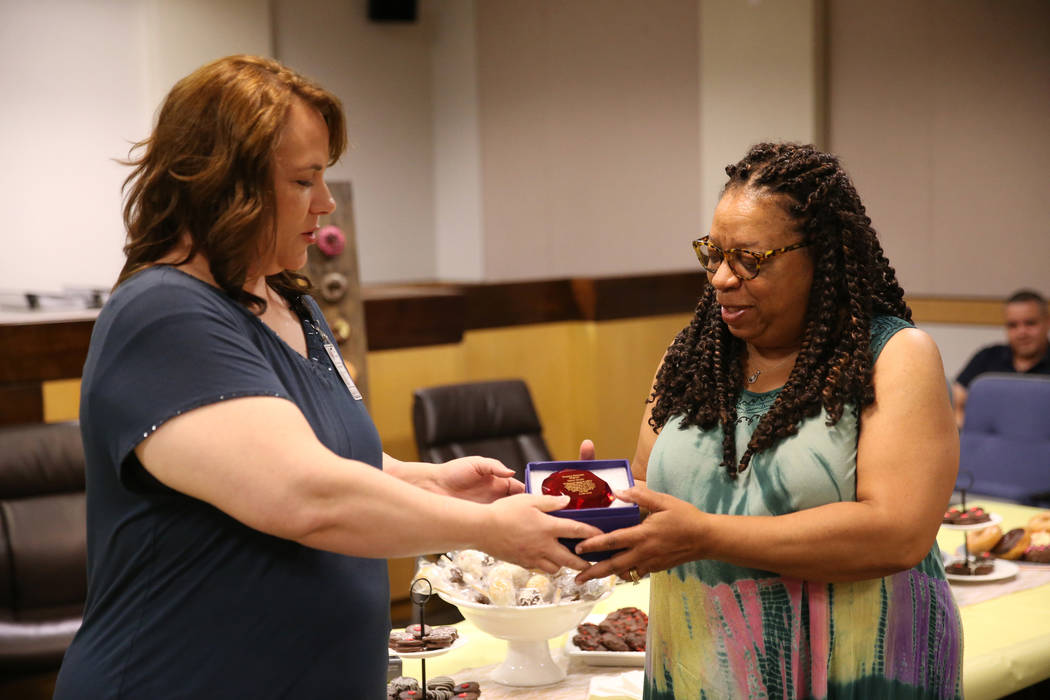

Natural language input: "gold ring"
[628,567,641,584]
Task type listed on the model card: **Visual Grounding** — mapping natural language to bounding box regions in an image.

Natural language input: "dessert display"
[389,624,460,653]
[942,505,992,525]
[990,528,1031,560]
[1023,531,1050,563]
[1027,511,1050,533]
[965,525,1004,554]
[951,509,1050,566]
[386,675,482,700]
[412,550,615,607]
[945,552,995,576]
[427,555,616,686]
[572,607,648,652]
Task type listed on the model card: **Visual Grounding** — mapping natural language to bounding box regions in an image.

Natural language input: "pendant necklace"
[746,352,797,385]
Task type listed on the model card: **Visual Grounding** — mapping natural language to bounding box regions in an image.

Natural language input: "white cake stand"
[438,591,609,686]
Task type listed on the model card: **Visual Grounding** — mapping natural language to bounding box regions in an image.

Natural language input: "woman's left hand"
[573,485,706,583]
[434,456,526,503]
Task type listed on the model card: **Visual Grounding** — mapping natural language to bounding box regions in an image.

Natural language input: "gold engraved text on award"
[541,469,614,509]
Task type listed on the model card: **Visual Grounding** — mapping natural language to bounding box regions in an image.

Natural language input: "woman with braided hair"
[576,143,962,698]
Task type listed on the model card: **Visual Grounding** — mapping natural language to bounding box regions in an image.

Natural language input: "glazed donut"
[966,525,1003,554]
[991,528,1031,560]
[1027,511,1050,533]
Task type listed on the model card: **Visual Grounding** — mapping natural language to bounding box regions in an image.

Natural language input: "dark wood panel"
[576,271,706,321]
[362,288,466,351]
[0,321,95,383]
[0,272,707,367]
[0,280,1022,381]
[0,383,44,425]
[464,279,582,329]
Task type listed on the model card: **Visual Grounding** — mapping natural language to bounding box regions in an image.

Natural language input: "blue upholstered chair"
[958,374,1050,506]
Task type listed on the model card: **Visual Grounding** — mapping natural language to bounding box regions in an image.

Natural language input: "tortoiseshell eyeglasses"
[691,236,810,280]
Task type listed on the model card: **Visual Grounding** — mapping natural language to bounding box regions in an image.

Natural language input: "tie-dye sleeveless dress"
[644,316,963,699]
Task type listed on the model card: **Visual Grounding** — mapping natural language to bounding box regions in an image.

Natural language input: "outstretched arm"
[383,454,525,503]
[136,396,599,572]
[576,328,959,583]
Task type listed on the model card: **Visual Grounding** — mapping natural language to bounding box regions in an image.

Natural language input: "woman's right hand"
[476,494,602,573]
[572,485,705,583]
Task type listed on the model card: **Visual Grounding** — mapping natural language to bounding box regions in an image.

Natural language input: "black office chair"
[0,422,86,679]
[412,379,552,482]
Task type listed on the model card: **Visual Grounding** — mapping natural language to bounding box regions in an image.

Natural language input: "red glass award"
[541,468,614,509]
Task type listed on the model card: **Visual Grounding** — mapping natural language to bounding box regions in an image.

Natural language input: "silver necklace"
[746,353,797,384]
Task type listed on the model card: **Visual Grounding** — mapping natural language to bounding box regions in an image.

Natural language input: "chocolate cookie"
[624,630,646,651]
[598,631,631,651]
[943,505,991,525]
[427,676,456,691]
[424,631,455,650]
[432,626,459,641]
[573,622,603,650]
[388,676,419,699]
[389,631,424,652]
[946,559,994,575]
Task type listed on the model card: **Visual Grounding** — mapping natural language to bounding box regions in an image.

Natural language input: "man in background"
[953,289,1050,428]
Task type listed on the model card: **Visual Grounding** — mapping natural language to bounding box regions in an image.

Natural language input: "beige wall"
[4,0,1047,334]
[274,0,438,284]
[475,0,702,280]
[432,0,484,281]
[699,0,823,231]
[143,0,272,110]
[0,0,271,293]
[827,0,1050,299]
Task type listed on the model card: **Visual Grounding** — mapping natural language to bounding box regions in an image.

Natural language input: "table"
[399,500,1050,699]
[935,500,1050,699]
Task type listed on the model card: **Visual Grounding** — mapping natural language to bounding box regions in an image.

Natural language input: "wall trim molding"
[0,273,1013,425]
[906,297,1005,326]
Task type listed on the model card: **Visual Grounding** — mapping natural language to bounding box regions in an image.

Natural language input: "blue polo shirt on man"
[956,343,1050,387]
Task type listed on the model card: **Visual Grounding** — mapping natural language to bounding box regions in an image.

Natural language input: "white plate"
[389,634,468,659]
[945,559,1019,583]
[563,614,645,667]
[940,512,1002,531]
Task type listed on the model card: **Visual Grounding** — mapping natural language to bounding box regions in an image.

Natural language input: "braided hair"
[649,142,911,478]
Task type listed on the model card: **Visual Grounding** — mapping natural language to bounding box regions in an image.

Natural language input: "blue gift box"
[524,459,641,562]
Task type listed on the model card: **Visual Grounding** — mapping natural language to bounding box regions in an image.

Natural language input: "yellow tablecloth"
[399,500,1050,699]
[937,499,1050,699]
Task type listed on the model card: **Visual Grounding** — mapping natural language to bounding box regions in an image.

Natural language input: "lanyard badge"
[312,319,363,401]
[322,340,363,401]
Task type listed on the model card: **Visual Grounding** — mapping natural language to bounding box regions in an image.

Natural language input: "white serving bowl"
[437,590,609,686]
